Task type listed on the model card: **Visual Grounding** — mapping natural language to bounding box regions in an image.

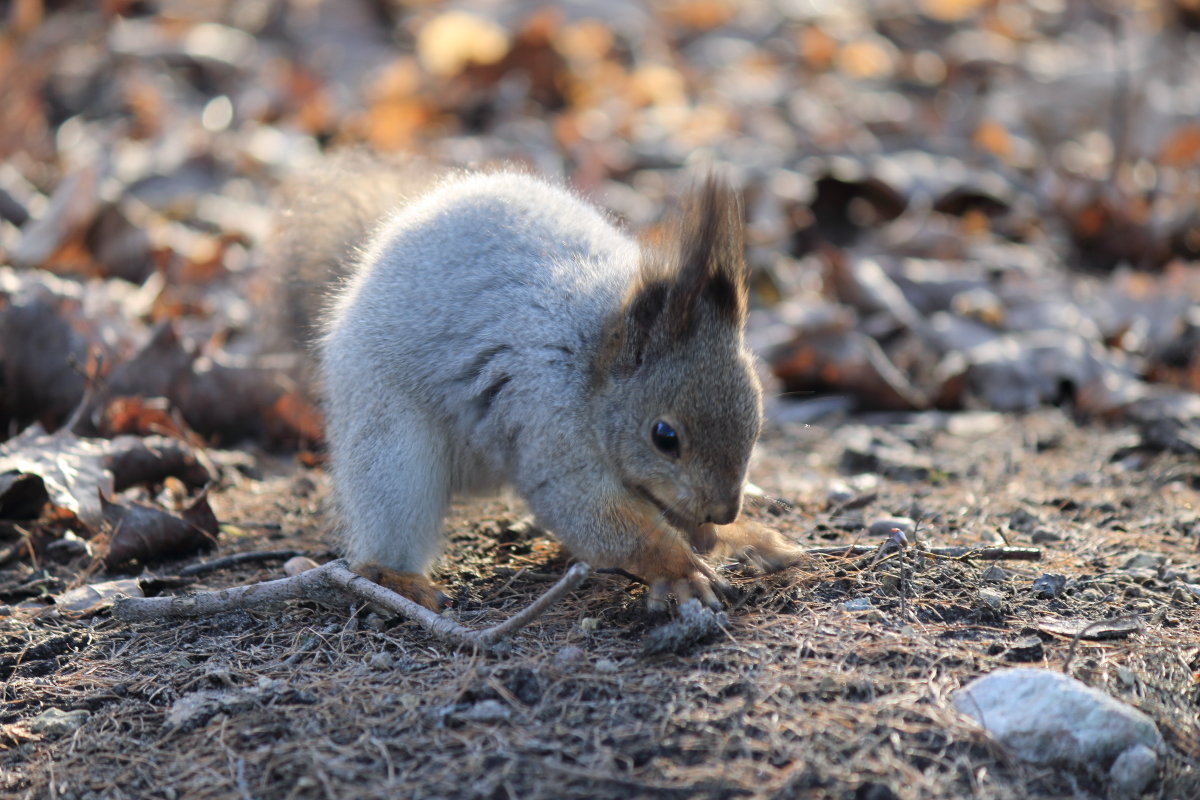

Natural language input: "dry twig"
[113,559,591,649]
[806,544,1041,562]
[177,549,308,577]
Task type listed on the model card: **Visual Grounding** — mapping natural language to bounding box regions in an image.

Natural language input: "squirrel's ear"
[594,176,747,379]
[667,174,748,334]
[607,277,669,375]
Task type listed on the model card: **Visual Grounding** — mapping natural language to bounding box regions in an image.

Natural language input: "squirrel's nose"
[705,500,741,526]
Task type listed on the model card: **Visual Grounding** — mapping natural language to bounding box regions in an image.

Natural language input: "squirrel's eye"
[651,419,680,458]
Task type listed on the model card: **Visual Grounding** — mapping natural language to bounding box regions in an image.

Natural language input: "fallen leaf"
[0,426,116,527]
[416,11,509,78]
[101,489,219,567]
[1036,618,1141,640]
[55,578,143,614]
[99,396,194,440]
[10,161,104,271]
[0,471,48,519]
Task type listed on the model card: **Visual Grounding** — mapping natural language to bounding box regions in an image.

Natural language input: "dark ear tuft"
[594,174,748,381]
[598,277,670,377]
[669,174,748,335]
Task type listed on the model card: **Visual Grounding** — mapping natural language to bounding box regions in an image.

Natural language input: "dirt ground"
[2,408,1197,800]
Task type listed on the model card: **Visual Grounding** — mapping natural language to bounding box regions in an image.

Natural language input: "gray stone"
[456,700,510,723]
[554,646,585,667]
[1121,552,1166,571]
[28,707,89,737]
[1031,573,1067,597]
[368,652,395,670]
[163,689,258,733]
[1109,743,1158,798]
[594,658,619,674]
[978,588,1004,611]
[982,565,1009,582]
[952,668,1164,769]
[867,517,915,542]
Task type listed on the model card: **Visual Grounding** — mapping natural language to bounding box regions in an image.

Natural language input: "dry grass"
[2,411,1198,800]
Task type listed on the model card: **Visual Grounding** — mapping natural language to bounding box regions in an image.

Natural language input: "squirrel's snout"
[705,499,741,526]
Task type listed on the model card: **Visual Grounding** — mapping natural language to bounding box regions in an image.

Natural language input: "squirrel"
[279,157,805,612]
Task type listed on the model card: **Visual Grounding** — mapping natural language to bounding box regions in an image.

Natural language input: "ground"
[2,410,1197,800]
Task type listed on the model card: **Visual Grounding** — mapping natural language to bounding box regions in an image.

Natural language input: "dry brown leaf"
[99,396,194,440]
[659,0,737,30]
[1036,618,1140,640]
[0,292,90,431]
[835,37,897,80]
[416,11,509,78]
[973,120,1013,161]
[11,163,104,271]
[920,0,989,22]
[0,426,116,527]
[56,578,143,615]
[266,391,324,447]
[798,25,838,71]
[101,489,218,568]
[1158,123,1200,167]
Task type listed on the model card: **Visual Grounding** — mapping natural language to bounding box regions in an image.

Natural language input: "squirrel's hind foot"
[704,520,807,575]
[355,564,450,612]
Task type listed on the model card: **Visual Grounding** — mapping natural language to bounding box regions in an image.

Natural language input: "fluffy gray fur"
[320,170,762,575]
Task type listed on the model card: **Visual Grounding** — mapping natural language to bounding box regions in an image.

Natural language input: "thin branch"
[113,559,591,650]
[805,544,1041,561]
[177,549,308,577]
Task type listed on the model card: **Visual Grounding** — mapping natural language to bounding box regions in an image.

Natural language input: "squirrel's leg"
[329,398,451,610]
[693,519,807,574]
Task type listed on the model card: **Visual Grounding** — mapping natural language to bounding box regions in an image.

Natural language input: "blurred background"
[3,0,1200,446]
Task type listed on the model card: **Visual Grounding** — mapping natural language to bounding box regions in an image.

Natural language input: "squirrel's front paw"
[645,565,731,614]
[626,545,733,614]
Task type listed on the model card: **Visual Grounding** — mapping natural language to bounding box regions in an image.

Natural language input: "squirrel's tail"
[258,150,449,353]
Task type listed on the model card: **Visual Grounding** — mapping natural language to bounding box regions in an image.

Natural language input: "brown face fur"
[591,175,763,533]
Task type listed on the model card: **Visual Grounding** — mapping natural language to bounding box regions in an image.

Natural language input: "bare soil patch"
[2,410,1197,800]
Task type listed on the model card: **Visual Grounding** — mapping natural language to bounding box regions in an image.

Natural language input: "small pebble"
[256,677,282,693]
[284,556,319,577]
[1031,573,1066,598]
[982,565,1009,582]
[978,588,1004,611]
[842,597,873,612]
[1122,568,1159,585]
[554,646,585,667]
[826,480,855,506]
[28,707,89,737]
[457,699,509,723]
[1121,552,1166,570]
[1029,528,1061,544]
[579,617,600,633]
[368,652,395,671]
[594,658,619,674]
[867,517,915,541]
[1109,743,1158,798]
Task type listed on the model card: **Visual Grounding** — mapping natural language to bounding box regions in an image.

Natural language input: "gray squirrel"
[288,159,804,611]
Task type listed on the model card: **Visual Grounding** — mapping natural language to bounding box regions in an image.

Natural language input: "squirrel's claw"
[646,567,726,614]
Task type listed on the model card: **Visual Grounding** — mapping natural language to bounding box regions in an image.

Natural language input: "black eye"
[651,419,680,457]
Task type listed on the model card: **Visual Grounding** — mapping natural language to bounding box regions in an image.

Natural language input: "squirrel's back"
[320,170,641,486]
